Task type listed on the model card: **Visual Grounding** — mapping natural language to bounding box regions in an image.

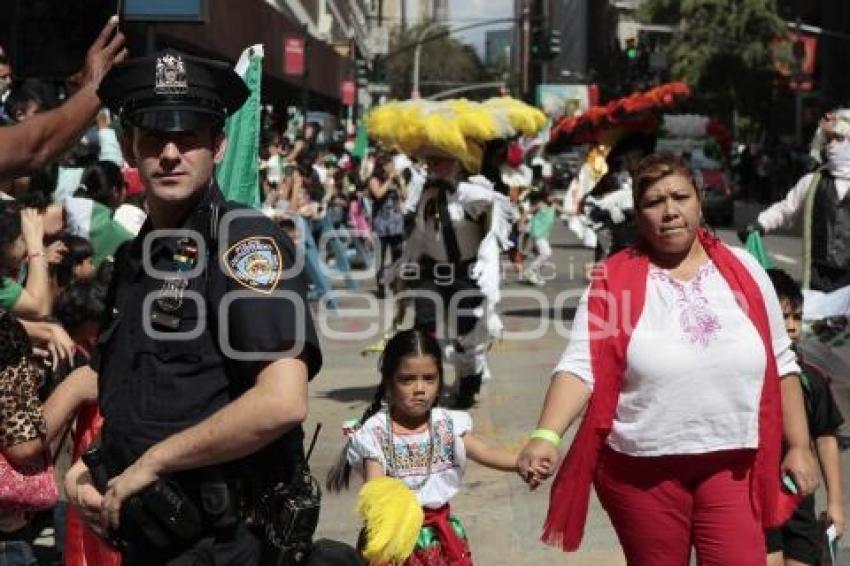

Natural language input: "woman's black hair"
[325,329,444,492]
[0,201,22,274]
[52,235,94,288]
[78,161,124,208]
[766,268,803,309]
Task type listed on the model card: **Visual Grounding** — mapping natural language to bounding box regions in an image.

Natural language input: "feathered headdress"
[357,477,423,565]
[548,82,691,151]
[366,97,546,173]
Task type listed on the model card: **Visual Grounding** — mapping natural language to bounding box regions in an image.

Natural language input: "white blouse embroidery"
[553,246,800,456]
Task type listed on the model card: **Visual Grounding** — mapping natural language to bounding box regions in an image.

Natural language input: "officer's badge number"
[224,237,283,294]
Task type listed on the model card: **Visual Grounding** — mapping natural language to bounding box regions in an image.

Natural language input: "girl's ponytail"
[325,383,386,492]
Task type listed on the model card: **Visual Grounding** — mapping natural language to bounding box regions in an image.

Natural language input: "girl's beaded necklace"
[384,408,435,490]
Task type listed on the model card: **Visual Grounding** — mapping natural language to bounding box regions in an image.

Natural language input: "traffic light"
[531,26,557,61]
[548,29,561,57]
[355,57,369,86]
[625,37,638,60]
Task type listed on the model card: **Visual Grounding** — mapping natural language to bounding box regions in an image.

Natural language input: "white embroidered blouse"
[554,247,800,456]
[347,407,472,508]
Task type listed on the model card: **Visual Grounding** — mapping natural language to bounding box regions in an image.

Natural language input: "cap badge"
[155,53,188,95]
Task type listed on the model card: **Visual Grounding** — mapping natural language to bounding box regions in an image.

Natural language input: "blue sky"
[441,0,514,55]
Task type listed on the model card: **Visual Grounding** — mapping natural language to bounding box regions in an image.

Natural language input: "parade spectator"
[53,280,121,566]
[327,329,524,564]
[0,203,55,318]
[0,17,126,183]
[287,121,320,167]
[518,152,817,564]
[76,160,124,209]
[0,48,12,124]
[95,109,123,167]
[51,235,95,289]
[3,84,43,123]
[742,111,850,292]
[765,268,845,566]
[260,131,284,200]
[368,154,404,298]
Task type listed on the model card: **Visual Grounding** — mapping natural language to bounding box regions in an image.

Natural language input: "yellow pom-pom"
[357,478,423,564]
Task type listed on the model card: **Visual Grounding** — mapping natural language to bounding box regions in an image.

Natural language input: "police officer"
[64,49,322,565]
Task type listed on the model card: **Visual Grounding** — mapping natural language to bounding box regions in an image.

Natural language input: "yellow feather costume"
[357,477,424,565]
[366,97,546,173]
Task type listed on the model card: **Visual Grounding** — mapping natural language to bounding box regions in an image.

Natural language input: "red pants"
[594,446,765,566]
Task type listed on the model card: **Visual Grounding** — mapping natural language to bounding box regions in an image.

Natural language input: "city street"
[306,211,848,565]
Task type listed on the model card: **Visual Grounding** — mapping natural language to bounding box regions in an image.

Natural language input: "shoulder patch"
[223,236,283,294]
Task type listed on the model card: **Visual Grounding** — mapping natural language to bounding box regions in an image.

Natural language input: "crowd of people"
[0,14,847,566]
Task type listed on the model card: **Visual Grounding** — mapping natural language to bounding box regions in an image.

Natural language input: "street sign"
[283,35,305,77]
[368,27,390,56]
[367,83,391,94]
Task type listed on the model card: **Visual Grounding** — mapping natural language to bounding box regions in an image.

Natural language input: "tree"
[638,0,786,130]
[383,22,487,100]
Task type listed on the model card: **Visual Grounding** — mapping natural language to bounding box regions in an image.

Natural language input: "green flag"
[744,230,773,270]
[352,122,369,160]
[216,45,263,208]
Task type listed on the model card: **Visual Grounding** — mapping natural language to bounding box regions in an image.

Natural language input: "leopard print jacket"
[0,310,46,448]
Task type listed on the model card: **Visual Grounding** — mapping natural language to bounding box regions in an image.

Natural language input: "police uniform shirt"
[92,184,321,472]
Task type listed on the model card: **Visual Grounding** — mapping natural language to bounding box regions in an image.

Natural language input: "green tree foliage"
[384,22,486,100]
[638,0,785,126]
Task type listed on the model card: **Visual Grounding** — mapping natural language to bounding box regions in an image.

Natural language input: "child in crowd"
[327,329,529,565]
[53,279,121,566]
[52,236,95,291]
[524,190,559,287]
[765,268,845,566]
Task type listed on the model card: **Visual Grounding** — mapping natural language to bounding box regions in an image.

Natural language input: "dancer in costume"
[326,330,528,565]
[366,97,546,408]
[741,110,850,292]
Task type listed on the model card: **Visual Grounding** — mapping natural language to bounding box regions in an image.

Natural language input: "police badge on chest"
[151,238,198,331]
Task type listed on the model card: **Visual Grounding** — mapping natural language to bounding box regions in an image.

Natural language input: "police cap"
[98,48,249,133]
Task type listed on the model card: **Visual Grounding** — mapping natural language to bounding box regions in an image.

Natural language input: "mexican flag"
[63,197,133,267]
[216,44,264,208]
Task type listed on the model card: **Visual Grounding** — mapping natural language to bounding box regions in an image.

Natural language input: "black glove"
[737,222,764,244]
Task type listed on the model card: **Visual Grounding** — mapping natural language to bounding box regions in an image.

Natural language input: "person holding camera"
[63,49,322,565]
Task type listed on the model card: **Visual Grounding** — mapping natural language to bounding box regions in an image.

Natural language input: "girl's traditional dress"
[347,407,474,565]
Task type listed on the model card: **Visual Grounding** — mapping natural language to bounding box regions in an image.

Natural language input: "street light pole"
[412,23,439,99]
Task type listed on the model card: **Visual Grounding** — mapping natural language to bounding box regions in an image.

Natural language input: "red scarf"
[542,229,790,551]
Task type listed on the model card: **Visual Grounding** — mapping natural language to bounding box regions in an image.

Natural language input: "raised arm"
[0,17,126,182]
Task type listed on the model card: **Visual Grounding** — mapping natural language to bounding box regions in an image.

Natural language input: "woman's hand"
[781,445,819,497]
[44,323,75,370]
[517,438,558,490]
[827,499,845,538]
[45,240,68,264]
[20,208,45,253]
[65,459,109,540]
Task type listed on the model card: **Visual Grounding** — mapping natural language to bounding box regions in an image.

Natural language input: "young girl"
[327,329,523,565]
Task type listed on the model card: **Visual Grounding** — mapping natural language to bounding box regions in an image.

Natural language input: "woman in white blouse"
[518,153,819,565]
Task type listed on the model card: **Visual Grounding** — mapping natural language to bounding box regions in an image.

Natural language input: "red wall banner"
[283,35,305,77]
